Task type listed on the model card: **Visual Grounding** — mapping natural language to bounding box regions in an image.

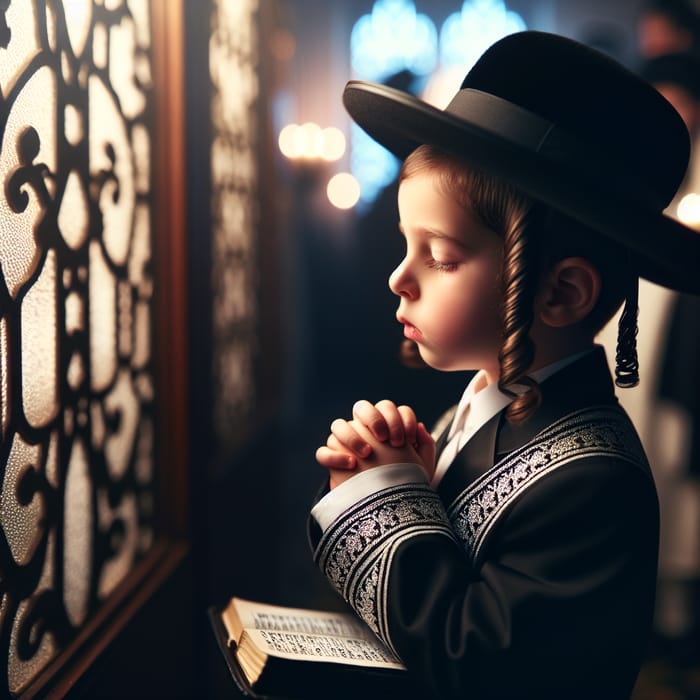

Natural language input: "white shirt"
[311,348,596,532]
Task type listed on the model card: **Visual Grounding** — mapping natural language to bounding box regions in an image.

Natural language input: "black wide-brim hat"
[343,31,700,294]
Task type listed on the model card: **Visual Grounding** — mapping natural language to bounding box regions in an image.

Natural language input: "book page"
[242,628,406,670]
[232,598,371,639]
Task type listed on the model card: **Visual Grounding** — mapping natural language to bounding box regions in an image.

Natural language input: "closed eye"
[426,258,460,272]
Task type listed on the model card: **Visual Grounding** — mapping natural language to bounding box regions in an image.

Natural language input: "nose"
[388,257,417,299]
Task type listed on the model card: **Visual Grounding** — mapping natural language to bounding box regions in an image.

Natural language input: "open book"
[208,597,411,699]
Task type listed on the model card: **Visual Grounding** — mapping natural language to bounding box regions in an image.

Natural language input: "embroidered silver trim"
[315,483,454,652]
[448,406,649,565]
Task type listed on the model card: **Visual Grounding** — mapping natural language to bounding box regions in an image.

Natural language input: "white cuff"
[311,463,429,531]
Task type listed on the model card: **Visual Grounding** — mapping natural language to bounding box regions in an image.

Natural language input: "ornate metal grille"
[210,0,260,454]
[0,1,156,695]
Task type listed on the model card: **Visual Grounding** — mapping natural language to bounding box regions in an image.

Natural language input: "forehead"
[398,170,468,219]
[398,171,500,245]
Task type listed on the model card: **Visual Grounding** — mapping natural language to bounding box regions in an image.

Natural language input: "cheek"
[429,280,502,350]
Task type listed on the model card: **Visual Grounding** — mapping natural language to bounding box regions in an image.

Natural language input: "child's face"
[391,171,503,381]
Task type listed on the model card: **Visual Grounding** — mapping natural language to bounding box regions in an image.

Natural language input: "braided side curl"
[498,208,542,424]
[614,278,639,388]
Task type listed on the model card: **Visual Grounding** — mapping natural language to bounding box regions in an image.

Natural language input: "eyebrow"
[397,222,466,246]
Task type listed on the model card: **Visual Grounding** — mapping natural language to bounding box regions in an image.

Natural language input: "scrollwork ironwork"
[0,1,156,695]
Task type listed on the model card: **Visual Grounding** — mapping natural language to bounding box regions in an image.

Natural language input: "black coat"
[310,348,659,699]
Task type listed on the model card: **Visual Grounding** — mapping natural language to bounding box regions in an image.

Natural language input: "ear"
[537,257,601,328]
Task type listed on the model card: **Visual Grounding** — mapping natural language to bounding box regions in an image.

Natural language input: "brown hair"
[398,144,635,424]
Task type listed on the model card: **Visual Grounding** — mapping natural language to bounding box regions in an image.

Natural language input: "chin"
[421,350,492,375]
[418,351,461,372]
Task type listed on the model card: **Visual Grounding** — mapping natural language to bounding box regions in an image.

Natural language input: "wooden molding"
[150,0,190,537]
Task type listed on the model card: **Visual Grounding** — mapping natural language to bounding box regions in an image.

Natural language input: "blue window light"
[441,0,526,71]
[350,0,437,209]
[350,0,438,82]
[350,0,526,209]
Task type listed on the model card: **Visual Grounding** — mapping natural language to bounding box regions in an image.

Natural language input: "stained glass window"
[350,0,526,207]
[350,0,437,208]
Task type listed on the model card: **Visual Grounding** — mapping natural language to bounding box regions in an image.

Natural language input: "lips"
[397,315,422,341]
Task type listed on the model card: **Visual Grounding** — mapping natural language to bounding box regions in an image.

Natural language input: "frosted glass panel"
[46,431,60,489]
[8,533,57,696]
[89,75,135,266]
[64,103,84,145]
[0,3,40,95]
[132,123,151,194]
[210,0,261,453]
[58,170,89,249]
[63,439,92,627]
[132,300,151,370]
[62,0,93,57]
[67,352,86,389]
[1,435,44,565]
[97,489,138,598]
[128,0,151,48]
[118,279,134,357]
[135,416,154,483]
[129,203,151,286]
[0,65,57,299]
[21,250,58,428]
[93,21,108,69]
[89,240,117,392]
[104,369,140,479]
[110,16,146,119]
[65,290,85,334]
[0,1,157,694]
[0,317,8,439]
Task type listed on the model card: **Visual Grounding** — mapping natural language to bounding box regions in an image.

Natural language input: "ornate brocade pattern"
[314,484,454,650]
[314,406,648,656]
[448,406,650,565]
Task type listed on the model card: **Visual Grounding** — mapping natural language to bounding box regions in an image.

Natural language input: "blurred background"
[1,0,699,698]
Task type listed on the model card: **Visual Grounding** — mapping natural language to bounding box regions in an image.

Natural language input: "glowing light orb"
[278,123,346,161]
[320,127,346,161]
[327,173,361,209]
[677,192,700,227]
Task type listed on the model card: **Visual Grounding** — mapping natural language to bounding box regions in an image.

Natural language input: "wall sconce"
[278,122,345,161]
[278,122,360,210]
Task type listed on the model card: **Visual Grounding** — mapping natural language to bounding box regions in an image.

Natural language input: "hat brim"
[344,80,700,294]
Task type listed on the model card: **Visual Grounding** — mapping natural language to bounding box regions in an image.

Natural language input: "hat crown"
[341,31,700,292]
[460,32,689,209]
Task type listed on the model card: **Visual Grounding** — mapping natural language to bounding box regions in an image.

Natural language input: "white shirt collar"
[433,347,596,486]
[455,346,595,429]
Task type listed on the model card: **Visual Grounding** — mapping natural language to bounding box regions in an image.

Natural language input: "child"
[308,31,700,699]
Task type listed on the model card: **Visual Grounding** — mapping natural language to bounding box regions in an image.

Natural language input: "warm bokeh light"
[278,123,346,161]
[327,173,361,209]
[320,127,346,161]
[677,193,700,227]
[278,124,299,158]
[300,122,323,157]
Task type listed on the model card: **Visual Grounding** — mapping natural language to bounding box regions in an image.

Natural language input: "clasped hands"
[316,399,436,489]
